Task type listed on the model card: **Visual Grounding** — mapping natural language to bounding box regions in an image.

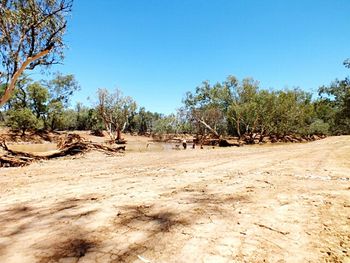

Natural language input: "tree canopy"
[0,0,73,107]
[0,58,349,138]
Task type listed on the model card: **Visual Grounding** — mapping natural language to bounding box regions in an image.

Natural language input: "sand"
[0,135,349,262]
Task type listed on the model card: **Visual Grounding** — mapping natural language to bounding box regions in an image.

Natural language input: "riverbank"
[0,136,349,262]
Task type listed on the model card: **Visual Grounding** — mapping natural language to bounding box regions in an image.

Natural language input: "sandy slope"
[0,136,349,262]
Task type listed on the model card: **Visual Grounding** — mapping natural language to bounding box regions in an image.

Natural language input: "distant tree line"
[182,60,349,138]
[0,1,348,140]
[0,60,349,138]
[0,74,171,138]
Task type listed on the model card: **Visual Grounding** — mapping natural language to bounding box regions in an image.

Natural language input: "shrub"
[6,108,39,135]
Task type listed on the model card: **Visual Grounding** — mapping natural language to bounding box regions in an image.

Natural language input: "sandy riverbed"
[0,135,349,262]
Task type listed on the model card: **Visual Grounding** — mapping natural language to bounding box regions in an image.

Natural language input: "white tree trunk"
[0,48,52,107]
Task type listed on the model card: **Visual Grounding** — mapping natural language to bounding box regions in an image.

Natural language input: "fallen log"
[0,141,41,158]
[218,139,240,147]
[0,134,125,167]
[0,155,30,167]
[50,142,125,158]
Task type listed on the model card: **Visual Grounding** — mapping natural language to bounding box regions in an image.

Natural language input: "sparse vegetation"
[0,1,349,263]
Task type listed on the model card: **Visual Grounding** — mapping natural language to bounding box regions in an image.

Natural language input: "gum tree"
[0,0,73,107]
[97,88,137,141]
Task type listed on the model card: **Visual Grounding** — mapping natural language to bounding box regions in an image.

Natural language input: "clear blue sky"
[53,0,349,114]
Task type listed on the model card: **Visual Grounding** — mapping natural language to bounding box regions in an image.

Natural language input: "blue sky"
[52,0,349,114]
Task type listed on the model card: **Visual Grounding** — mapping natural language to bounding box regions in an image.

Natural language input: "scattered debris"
[0,134,125,167]
[138,255,152,263]
[255,223,290,235]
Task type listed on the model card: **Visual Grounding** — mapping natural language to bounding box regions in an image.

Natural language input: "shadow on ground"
[0,186,250,262]
[108,186,250,262]
[0,195,101,262]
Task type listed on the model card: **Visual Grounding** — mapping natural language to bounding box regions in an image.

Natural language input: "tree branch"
[195,116,220,137]
[0,48,52,107]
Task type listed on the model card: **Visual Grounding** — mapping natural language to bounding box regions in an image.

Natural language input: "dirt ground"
[0,135,349,263]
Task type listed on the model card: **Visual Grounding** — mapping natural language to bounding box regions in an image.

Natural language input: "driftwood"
[0,141,38,167]
[115,138,127,144]
[196,133,326,147]
[90,129,105,137]
[0,134,125,168]
[0,155,31,167]
[218,139,240,147]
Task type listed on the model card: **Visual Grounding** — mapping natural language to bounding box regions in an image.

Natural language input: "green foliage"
[47,73,80,106]
[87,108,104,133]
[271,89,314,136]
[0,0,72,106]
[308,119,330,135]
[47,100,64,130]
[60,109,78,130]
[1,75,32,110]
[126,107,161,134]
[1,73,79,132]
[75,103,90,130]
[152,114,177,134]
[184,76,321,138]
[27,82,49,118]
[184,77,236,136]
[6,108,41,135]
[97,88,137,140]
[1,60,349,138]
[318,77,350,134]
[344,58,350,69]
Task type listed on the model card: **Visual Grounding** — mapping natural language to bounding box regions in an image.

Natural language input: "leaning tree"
[0,0,73,107]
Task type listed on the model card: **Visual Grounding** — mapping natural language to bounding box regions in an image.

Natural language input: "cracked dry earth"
[0,136,349,263]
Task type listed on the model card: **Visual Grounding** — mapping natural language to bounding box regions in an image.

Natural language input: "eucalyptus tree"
[152,114,177,135]
[226,77,259,137]
[44,73,79,130]
[1,74,32,110]
[6,107,39,135]
[344,58,350,69]
[0,0,73,107]
[27,81,49,119]
[97,88,137,141]
[184,77,235,137]
[318,77,350,134]
[2,73,78,131]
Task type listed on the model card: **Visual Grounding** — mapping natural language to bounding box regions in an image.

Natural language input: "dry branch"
[254,223,290,235]
[0,134,125,167]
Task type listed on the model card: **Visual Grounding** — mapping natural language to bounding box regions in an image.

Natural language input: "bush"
[6,108,40,135]
[309,119,330,135]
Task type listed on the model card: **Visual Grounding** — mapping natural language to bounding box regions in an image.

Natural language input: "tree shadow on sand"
[0,187,250,262]
[0,195,101,262]
[107,186,250,262]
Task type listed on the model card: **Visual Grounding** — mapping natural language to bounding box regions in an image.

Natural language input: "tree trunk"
[259,128,265,143]
[0,48,52,107]
[196,117,220,138]
[116,128,121,141]
[0,111,5,122]
[236,118,241,138]
[51,117,56,131]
